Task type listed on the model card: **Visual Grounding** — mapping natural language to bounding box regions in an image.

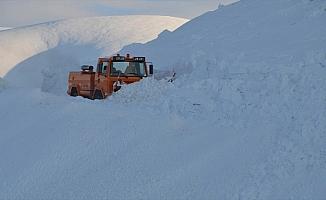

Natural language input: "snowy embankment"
[1,0,326,199]
[0,27,12,31]
[0,16,188,94]
[120,0,326,198]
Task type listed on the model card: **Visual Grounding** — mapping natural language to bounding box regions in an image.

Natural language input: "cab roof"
[98,54,146,62]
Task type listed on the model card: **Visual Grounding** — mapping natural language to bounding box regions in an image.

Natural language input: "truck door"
[96,61,110,96]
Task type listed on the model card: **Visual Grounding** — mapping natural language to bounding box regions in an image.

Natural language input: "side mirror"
[149,64,154,75]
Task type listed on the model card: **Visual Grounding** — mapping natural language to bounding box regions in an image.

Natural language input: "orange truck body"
[67,54,153,99]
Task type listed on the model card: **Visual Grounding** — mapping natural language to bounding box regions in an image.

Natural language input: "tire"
[70,87,78,97]
[93,89,104,99]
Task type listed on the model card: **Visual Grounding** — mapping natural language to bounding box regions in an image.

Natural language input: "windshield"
[111,62,146,77]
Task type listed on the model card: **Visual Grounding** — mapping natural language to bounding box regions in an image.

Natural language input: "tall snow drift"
[0,27,12,31]
[118,0,326,198]
[122,0,326,75]
[0,0,326,199]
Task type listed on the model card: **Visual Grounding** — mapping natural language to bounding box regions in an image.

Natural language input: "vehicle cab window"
[102,62,109,74]
[97,61,109,74]
[111,61,146,77]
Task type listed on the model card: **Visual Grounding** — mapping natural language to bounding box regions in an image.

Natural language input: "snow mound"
[122,0,326,74]
[0,27,12,31]
[0,16,188,94]
[0,0,326,199]
[118,0,326,198]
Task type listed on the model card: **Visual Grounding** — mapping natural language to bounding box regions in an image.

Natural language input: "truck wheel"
[93,90,104,99]
[70,87,78,97]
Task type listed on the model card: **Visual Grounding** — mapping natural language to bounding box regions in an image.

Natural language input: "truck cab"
[67,54,153,99]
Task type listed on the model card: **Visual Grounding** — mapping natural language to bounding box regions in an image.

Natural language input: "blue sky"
[0,0,236,27]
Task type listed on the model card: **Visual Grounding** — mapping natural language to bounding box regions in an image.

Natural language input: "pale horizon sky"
[0,0,236,27]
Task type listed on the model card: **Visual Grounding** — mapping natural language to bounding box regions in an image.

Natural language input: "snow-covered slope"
[0,27,12,31]
[1,1,326,199]
[122,0,326,74]
[119,0,326,198]
[0,16,187,94]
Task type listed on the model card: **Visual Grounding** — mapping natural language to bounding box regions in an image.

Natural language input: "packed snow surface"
[1,0,326,199]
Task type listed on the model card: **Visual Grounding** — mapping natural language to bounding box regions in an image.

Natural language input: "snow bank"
[0,0,326,199]
[0,16,188,94]
[0,27,12,31]
[122,0,326,74]
[118,0,326,198]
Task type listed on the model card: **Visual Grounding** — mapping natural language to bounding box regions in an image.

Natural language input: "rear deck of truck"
[68,71,95,97]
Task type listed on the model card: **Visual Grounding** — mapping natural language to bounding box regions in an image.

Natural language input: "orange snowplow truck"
[67,54,153,99]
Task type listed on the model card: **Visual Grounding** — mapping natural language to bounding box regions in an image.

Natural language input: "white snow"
[1,0,326,199]
[0,77,6,91]
[0,27,11,31]
[0,16,188,94]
